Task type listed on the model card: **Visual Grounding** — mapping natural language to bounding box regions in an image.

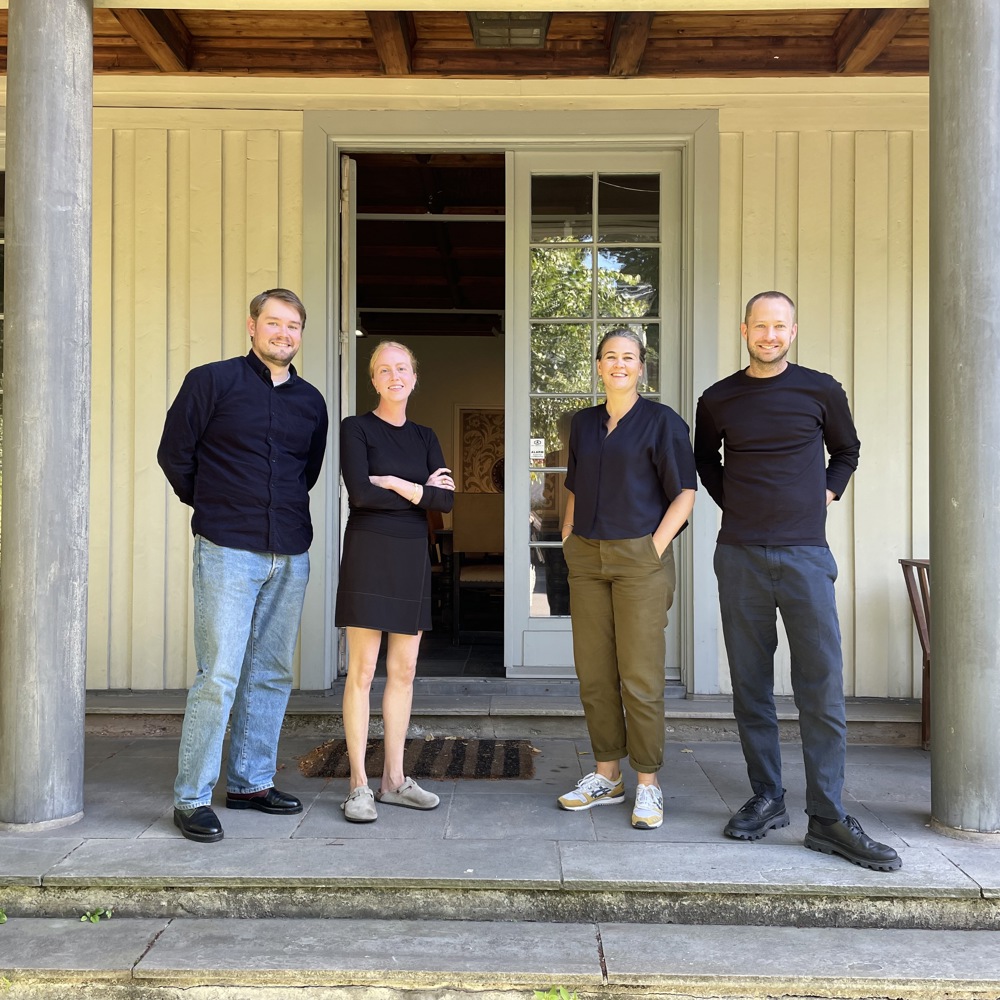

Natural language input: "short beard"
[747,345,789,369]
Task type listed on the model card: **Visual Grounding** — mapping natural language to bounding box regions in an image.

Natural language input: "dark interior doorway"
[352,151,505,340]
[351,152,506,675]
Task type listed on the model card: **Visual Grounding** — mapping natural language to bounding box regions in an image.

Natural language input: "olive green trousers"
[563,533,675,774]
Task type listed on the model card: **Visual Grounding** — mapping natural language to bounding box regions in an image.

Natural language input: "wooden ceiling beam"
[609,12,652,77]
[109,8,193,72]
[834,7,913,74]
[366,11,413,75]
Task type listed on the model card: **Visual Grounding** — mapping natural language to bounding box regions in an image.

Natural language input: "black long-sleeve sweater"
[694,363,860,547]
[340,411,454,538]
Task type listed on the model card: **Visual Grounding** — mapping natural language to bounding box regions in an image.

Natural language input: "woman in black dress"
[335,342,455,822]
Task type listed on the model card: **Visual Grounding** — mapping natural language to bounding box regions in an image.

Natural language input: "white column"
[929,0,1000,838]
[0,0,93,829]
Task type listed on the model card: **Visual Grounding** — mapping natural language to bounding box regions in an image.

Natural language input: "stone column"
[929,0,1000,838]
[0,0,93,829]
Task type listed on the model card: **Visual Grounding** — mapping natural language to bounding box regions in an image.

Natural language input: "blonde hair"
[368,340,418,381]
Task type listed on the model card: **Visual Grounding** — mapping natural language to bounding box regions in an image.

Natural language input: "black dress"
[335,411,454,634]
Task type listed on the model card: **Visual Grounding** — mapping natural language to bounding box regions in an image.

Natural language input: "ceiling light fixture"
[467,12,551,49]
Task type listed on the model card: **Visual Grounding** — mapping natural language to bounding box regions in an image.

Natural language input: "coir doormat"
[299,737,536,780]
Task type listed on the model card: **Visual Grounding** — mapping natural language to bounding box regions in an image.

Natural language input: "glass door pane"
[528,170,663,618]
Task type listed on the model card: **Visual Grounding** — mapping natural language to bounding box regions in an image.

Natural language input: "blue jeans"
[174,536,310,810]
[713,544,847,820]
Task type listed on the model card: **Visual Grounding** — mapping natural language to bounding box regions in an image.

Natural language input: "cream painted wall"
[79,80,928,698]
[715,126,928,700]
[88,120,311,691]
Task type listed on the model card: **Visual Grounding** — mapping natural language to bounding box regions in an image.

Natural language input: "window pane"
[597,247,658,319]
[598,174,659,243]
[531,323,592,393]
[529,544,570,617]
[531,174,593,243]
[530,397,586,462]
[598,322,660,394]
[530,247,593,319]
[530,470,570,529]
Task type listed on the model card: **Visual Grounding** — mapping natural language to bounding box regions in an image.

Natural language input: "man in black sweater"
[694,291,900,872]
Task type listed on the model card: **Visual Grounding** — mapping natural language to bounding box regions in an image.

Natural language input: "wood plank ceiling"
[0,8,928,77]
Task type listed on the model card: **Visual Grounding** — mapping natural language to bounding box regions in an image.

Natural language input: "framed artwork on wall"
[454,405,504,493]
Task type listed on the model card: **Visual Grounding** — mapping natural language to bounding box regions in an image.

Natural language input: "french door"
[507,150,685,679]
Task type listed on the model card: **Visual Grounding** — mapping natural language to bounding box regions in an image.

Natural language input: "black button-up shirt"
[157,351,329,555]
[566,395,697,540]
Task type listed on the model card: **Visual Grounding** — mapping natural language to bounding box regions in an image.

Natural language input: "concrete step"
[1,916,999,999]
[3,837,999,930]
[86,684,922,744]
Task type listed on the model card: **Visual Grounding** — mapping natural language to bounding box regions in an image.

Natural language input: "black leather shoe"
[225,787,303,815]
[724,792,789,840]
[804,814,902,871]
[173,806,224,843]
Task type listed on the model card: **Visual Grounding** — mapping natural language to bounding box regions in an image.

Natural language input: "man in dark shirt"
[158,288,328,843]
[694,291,900,872]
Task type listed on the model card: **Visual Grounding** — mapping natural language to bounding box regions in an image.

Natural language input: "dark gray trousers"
[714,544,847,820]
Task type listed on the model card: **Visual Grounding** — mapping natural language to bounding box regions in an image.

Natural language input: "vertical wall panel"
[109,131,137,690]
[885,131,916,697]
[130,130,170,690]
[222,131,249,360]
[278,131,304,299]
[246,130,280,293]
[87,128,115,689]
[828,132,858,694]
[909,129,930,691]
[774,131,799,365]
[796,132,833,373]
[717,133,744,373]
[163,130,192,690]
[853,132,911,698]
[740,132,777,298]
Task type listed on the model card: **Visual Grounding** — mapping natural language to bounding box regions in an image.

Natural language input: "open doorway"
[349,152,506,677]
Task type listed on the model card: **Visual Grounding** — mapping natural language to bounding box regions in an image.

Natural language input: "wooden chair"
[451,492,504,643]
[899,558,931,749]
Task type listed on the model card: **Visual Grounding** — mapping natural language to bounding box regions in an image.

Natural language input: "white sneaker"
[631,783,663,829]
[557,772,625,811]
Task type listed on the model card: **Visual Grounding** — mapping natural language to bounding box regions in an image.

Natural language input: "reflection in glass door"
[511,152,683,677]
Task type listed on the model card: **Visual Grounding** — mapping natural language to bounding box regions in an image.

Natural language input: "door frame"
[302,109,721,693]
[511,148,686,680]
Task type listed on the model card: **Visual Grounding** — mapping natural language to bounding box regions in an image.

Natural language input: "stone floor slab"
[445,790,596,841]
[559,841,979,896]
[0,917,167,978]
[940,843,1000,897]
[0,839,83,884]
[589,794,734,844]
[135,916,603,986]
[600,922,1000,991]
[43,837,563,889]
